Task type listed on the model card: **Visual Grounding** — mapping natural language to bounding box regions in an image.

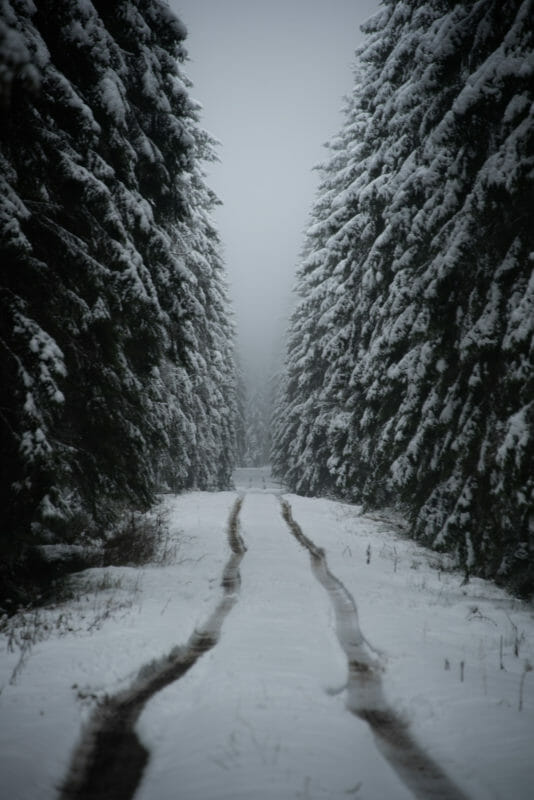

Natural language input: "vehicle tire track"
[59,496,246,800]
[280,498,469,800]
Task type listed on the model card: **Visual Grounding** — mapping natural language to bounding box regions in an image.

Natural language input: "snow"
[496,405,531,469]
[99,73,127,126]
[0,491,235,800]
[136,492,407,800]
[287,493,534,800]
[1,470,533,799]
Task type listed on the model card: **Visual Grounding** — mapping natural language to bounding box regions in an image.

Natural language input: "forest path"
[134,476,465,800]
[3,472,533,800]
[136,488,394,800]
[61,478,467,800]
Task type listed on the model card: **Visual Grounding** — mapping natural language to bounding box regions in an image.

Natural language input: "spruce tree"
[273,0,534,594]
[0,0,238,586]
[243,375,273,468]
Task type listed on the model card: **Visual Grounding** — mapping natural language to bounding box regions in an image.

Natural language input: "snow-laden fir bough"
[0,0,239,603]
[272,0,534,596]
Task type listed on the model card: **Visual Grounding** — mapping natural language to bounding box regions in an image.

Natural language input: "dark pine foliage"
[272,0,534,596]
[0,0,238,602]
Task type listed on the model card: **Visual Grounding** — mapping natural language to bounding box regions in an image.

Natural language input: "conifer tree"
[243,376,273,468]
[0,0,238,580]
[273,0,534,594]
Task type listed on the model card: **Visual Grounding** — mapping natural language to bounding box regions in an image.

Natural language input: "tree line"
[272,0,533,596]
[0,0,239,600]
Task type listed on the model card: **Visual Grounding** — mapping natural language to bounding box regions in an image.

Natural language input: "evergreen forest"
[0,0,239,600]
[1,0,533,607]
[272,0,534,596]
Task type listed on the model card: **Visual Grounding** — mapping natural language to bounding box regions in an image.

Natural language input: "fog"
[169,0,381,375]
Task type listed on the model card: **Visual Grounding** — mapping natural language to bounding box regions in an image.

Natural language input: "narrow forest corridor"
[2,1,532,798]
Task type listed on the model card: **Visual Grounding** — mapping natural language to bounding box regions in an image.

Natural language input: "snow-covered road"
[136,490,414,800]
[1,468,533,799]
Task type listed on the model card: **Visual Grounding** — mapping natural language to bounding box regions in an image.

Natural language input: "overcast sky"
[168,0,381,374]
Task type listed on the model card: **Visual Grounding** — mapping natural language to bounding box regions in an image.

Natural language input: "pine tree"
[242,374,273,468]
[273,0,534,594]
[0,0,238,587]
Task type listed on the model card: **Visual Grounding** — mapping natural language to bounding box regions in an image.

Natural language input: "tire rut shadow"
[280,499,469,800]
[59,496,246,800]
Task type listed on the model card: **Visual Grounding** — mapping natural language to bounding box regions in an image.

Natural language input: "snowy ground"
[1,467,533,799]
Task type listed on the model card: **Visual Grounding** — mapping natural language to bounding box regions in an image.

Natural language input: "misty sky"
[169,0,381,373]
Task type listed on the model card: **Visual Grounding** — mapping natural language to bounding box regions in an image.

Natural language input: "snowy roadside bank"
[286,493,534,800]
[0,492,238,800]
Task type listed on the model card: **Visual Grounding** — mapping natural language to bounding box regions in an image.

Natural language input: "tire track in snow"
[60,496,246,800]
[280,499,469,800]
